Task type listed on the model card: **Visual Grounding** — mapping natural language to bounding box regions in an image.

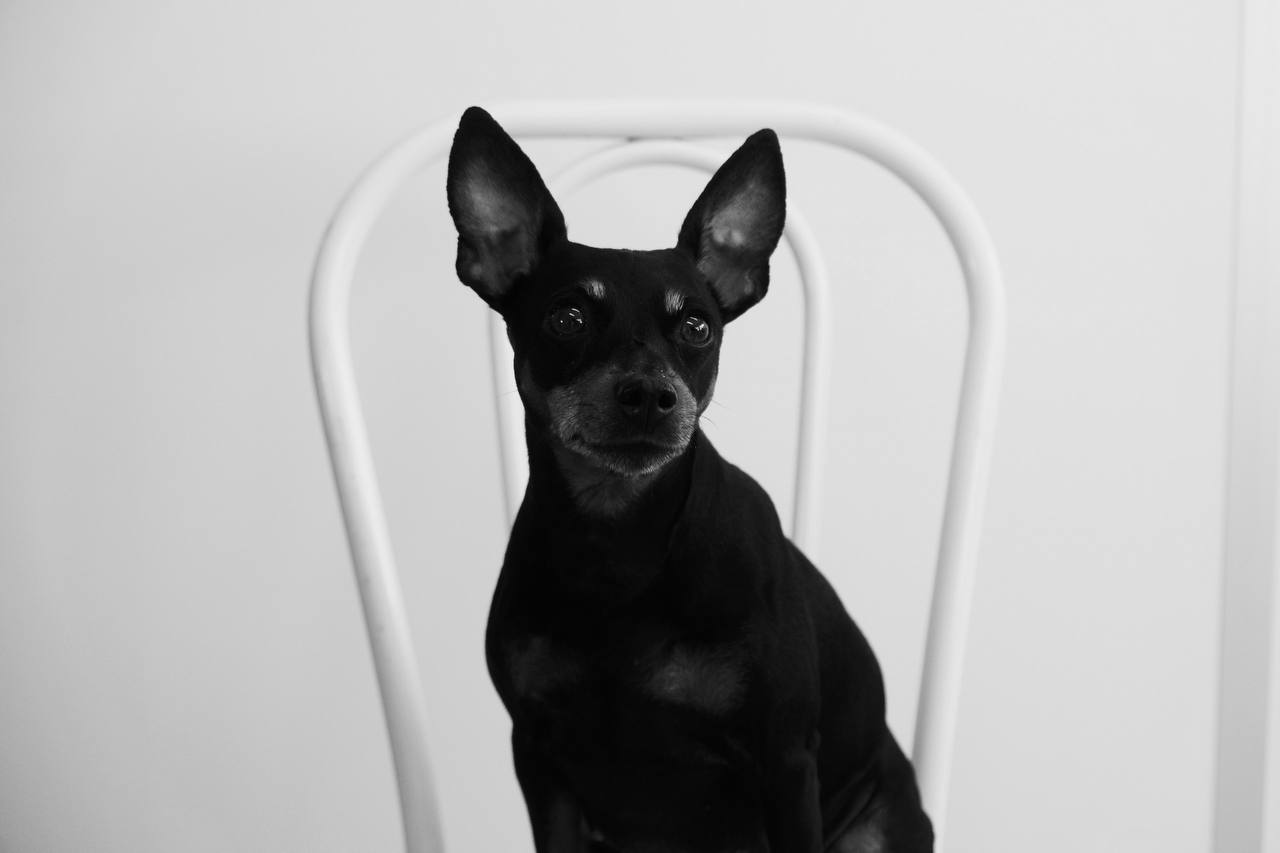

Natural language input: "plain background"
[1,1,1274,852]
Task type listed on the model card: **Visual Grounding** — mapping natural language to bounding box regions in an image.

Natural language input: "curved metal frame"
[309,100,1005,853]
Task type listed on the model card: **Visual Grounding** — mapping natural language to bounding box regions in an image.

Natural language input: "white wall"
[0,2,1247,852]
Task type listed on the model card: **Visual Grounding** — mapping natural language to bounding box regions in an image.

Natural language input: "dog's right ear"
[676,129,785,323]
[446,107,567,309]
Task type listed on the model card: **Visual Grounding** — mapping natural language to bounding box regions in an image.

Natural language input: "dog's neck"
[524,418,696,526]
[515,422,698,603]
[550,444,661,518]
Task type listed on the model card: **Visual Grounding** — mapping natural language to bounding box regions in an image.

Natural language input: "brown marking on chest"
[645,644,747,715]
[507,635,584,700]
[831,804,894,853]
[832,823,887,853]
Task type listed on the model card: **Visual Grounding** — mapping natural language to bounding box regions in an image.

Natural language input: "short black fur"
[446,106,933,853]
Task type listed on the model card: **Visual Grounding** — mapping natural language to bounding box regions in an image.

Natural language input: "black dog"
[446,107,932,853]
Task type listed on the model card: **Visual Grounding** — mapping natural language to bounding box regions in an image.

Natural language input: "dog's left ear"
[447,106,567,309]
[677,129,786,322]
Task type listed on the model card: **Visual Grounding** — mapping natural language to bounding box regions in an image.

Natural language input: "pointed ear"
[446,107,567,309]
[676,129,786,322]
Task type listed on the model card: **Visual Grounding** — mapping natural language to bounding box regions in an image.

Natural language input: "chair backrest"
[309,100,1005,853]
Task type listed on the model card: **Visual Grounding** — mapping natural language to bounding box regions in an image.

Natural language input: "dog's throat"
[551,444,663,517]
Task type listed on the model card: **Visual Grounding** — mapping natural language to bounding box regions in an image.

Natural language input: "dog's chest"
[502,630,749,718]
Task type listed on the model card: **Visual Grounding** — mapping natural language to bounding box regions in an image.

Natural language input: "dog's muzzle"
[545,365,697,476]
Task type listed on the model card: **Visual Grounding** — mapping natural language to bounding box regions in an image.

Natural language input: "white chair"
[308,100,1005,853]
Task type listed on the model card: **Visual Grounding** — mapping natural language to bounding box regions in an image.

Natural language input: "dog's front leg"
[512,726,587,853]
[763,745,823,853]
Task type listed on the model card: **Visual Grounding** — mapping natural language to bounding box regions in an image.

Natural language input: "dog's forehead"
[539,243,708,307]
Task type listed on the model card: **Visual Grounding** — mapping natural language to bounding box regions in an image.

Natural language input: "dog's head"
[446,107,785,487]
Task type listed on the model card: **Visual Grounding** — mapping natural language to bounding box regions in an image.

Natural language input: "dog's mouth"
[562,434,687,477]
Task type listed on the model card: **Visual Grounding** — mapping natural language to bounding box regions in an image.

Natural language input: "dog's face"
[446,107,785,484]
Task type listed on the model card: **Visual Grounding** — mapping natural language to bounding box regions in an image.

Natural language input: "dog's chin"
[562,436,686,478]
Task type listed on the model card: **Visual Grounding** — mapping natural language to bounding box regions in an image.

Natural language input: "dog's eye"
[547,305,586,338]
[681,314,712,346]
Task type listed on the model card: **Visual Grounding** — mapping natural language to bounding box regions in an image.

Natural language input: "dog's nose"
[616,376,678,430]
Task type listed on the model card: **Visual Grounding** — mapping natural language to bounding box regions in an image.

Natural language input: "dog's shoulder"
[680,431,785,540]
[665,433,805,616]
